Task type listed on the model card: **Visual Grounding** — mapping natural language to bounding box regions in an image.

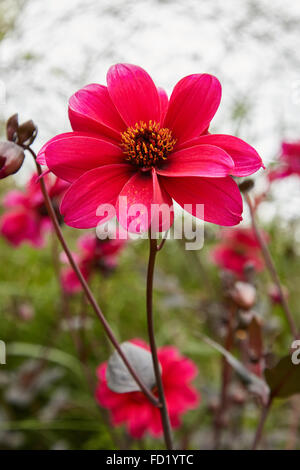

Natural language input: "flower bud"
[237,310,255,329]
[17,120,38,146]
[6,113,19,142]
[0,141,25,179]
[238,179,254,193]
[6,114,38,146]
[230,281,256,310]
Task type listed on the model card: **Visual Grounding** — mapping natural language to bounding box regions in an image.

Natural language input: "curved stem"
[156,230,169,252]
[251,398,272,450]
[213,302,237,449]
[146,232,173,449]
[27,147,159,407]
[245,193,298,339]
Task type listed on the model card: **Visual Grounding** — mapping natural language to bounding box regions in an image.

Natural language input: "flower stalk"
[146,231,173,450]
[213,301,237,449]
[245,193,298,339]
[251,397,272,450]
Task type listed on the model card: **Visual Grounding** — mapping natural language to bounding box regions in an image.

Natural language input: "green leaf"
[199,334,269,405]
[6,342,83,379]
[265,355,300,399]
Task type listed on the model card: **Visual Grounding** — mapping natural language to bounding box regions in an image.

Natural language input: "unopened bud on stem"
[229,281,256,310]
[0,141,25,179]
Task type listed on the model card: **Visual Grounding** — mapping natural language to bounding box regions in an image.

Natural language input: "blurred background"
[0,0,300,450]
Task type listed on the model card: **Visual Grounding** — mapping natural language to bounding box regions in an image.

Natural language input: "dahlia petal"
[96,363,106,381]
[212,245,248,277]
[157,144,234,177]
[60,164,133,228]
[149,407,164,436]
[68,84,126,140]
[223,227,267,247]
[61,264,90,293]
[158,346,180,364]
[169,414,181,429]
[96,383,127,410]
[44,134,124,182]
[111,400,135,425]
[166,385,199,411]
[281,141,300,157]
[48,176,70,198]
[164,74,221,145]
[152,170,174,232]
[37,132,76,165]
[77,233,96,254]
[107,64,161,127]
[127,404,152,439]
[116,171,153,233]
[162,357,198,384]
[213,245,264,277]
[161,175,243,226]
[185,134,264,176]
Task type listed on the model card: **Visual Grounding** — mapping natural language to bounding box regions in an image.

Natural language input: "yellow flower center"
[120,120,176,169]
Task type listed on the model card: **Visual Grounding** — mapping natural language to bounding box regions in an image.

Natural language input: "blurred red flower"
[268,283,289,304]
[0,174,68,247]
[38,63,263,233]
[212,228,266,278]
[268,141,300,181]
[95,340,199,439]
[61,232,126,293]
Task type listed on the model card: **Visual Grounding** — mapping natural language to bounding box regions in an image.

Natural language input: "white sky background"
[0,0,300,224]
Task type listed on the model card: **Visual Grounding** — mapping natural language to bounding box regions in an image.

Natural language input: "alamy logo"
[0,340,6,365]
[291,340,300,365]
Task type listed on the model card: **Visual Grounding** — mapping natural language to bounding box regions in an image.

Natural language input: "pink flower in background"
[268,284,289,304]
[268,141,300,182]
[61,233,126,293]
[38,63,263,233]
[0,174,68,247]
[212,228,266,278]
[95,340,199,438]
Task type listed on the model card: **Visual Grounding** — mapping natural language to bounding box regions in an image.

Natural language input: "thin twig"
[245,193,298,339]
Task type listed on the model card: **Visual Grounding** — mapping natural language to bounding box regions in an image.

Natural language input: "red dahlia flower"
[61,232,126,293]
[268,141,300,181]
[0,174,68,247]
[212,227,266,278]
[95,340,199,438]
[37,64,263,232]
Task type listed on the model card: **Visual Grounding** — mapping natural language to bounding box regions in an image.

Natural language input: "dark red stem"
[146,232,173,449]
[246,193,298,339]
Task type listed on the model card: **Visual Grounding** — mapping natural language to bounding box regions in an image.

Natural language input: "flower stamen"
[121,120,176,168]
